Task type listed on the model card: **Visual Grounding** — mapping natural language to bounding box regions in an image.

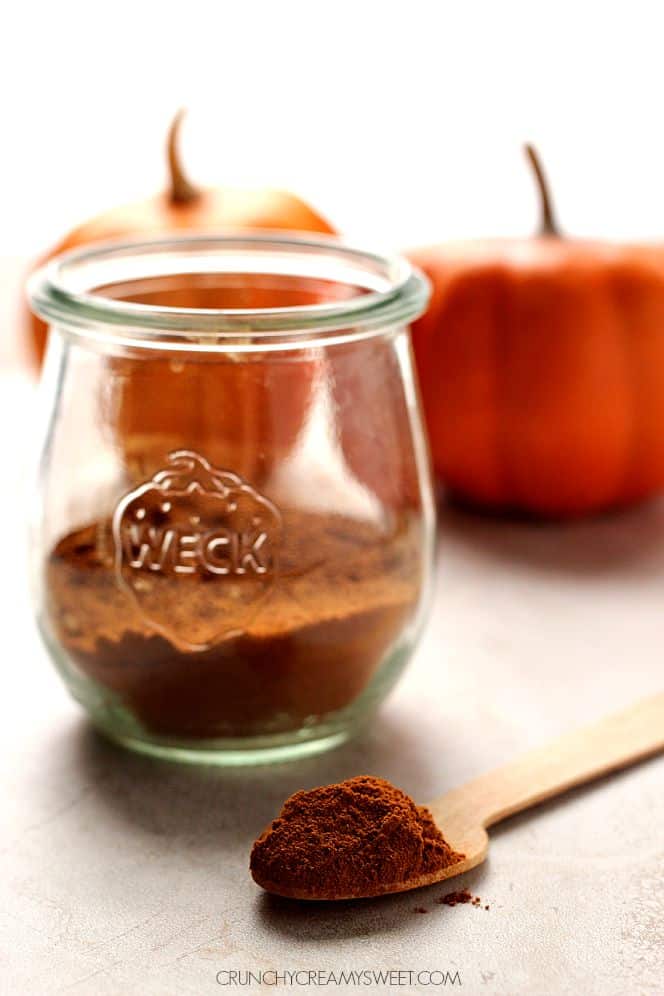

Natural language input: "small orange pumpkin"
[410,146,664,517]
[26,113,335,482]
[27,111,334,366]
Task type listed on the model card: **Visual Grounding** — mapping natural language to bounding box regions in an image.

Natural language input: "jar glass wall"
[29,234,433,764]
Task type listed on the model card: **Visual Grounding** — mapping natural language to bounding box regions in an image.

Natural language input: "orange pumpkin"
[27,112,335,483]
[27,111,334,366]
[409,146,664,517]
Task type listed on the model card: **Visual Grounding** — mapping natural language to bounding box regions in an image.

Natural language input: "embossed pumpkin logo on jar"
[112,450,281,650]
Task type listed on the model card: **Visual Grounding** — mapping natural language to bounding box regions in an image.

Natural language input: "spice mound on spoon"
[250,695,664,901]
[250,776,465,901]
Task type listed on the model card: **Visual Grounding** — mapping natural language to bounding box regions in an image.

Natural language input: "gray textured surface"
[2,373,663,996]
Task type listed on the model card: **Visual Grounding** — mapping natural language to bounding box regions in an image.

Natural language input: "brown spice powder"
[437,889,473,907]
[250,776,464,899]
[45,510,421,739]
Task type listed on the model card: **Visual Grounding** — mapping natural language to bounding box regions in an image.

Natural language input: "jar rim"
[28,232,430,348]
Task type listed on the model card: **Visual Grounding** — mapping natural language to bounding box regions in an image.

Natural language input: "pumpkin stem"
[167,109,200,204]
[525,143,559,237]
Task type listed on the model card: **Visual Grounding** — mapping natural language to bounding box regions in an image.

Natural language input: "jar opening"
[28,233,429,349]
[95,271,370,310]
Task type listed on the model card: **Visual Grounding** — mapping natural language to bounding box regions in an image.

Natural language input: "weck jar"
[28,233,433,763]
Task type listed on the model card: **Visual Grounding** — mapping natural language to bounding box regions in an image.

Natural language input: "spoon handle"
[442,693,664,829]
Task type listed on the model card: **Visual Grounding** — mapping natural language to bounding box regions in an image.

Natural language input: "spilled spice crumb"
[437,888,474,907]
[415,888,490,913]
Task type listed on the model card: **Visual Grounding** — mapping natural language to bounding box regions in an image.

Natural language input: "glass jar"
[28,234,433,764]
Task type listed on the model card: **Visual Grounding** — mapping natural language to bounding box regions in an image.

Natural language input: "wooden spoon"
[416,692,664,894]
[255,694,664,900]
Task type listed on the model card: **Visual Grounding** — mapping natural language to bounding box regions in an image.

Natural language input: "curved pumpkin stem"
[167,109,200,204]
[524,144,559,237]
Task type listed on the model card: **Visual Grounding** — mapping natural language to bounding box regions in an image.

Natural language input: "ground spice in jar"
[45,506,421,739]
[250,776,464,900]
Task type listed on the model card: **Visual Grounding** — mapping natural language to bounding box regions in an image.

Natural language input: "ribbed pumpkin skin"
[409,239,664,518]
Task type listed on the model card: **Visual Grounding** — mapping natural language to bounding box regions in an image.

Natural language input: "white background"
[4,0,664,368]
[2,0,664,264]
